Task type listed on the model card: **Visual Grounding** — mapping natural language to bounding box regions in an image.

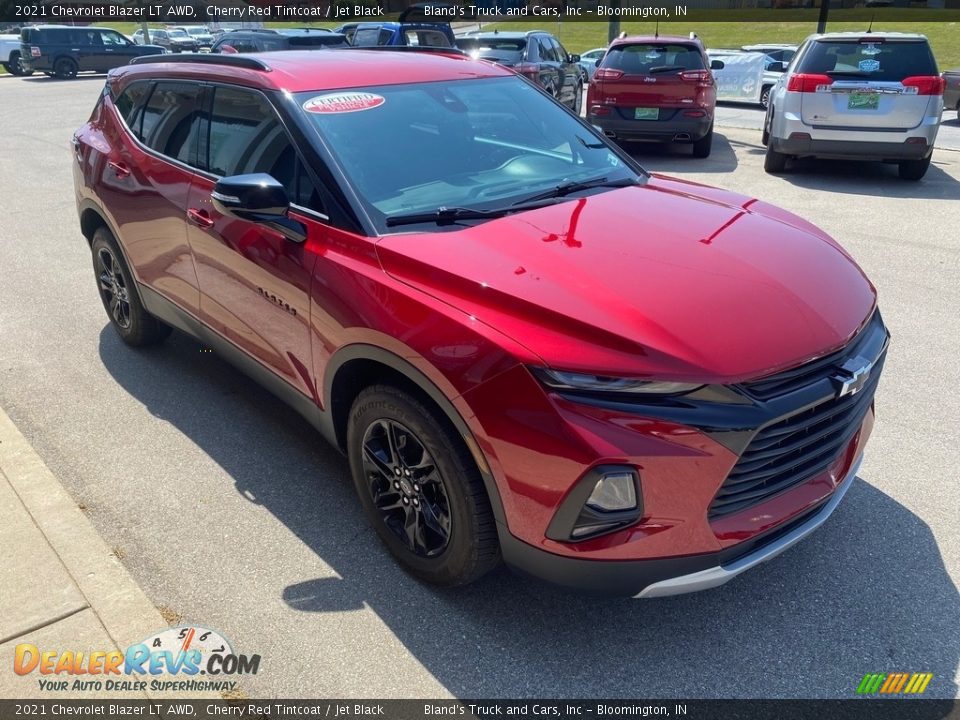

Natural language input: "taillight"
[680,70,713,87]
[594,68,624,81]
[902,75,945,96]
[787,73,833,93]
[219,44,237,54]
[515,63,540,82]
[31,46,41,58]
[589,105,611,116]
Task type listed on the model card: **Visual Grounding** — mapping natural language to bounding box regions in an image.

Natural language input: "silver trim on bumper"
[636,454,863,598]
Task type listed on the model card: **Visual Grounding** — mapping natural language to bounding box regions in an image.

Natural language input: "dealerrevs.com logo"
[13,626,260,693]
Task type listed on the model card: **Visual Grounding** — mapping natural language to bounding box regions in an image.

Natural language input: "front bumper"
[502,454,862,597]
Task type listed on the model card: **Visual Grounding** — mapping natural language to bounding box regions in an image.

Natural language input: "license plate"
[634,107,659,120]
[848,92,879,110]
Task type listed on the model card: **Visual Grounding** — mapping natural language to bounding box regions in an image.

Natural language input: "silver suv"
[763,32,944,180]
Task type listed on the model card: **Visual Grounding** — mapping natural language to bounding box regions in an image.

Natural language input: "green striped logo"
[857,673,933,695]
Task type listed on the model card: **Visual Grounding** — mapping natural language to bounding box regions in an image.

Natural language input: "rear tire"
[898,155,931,181]
[9,51,31,76]
[54,57,77,80]
[91,227,171,346]
[764,142,788,173]
[760,85,772,110]
[691,126,713,158]
[347,385,500,587]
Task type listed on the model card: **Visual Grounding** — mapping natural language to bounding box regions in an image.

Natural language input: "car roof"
[464,31,545,39]
[806,31,929,41]
[611,35,703,46]
[111,49,511,93]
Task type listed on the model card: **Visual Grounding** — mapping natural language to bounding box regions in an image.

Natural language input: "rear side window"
[353,27,393,46]
[602,43,705,73]
[457,38,526,63]
[140,82,203,166]
[403,29,451,47]
[114,81,153,137]
[206,87,323,213]
[798,40,937,80]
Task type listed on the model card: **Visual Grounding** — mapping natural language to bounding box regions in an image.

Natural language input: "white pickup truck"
[1,33,31,76]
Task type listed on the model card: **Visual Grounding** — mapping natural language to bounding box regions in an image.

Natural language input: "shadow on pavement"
[739,145,959,200]
[21,74,107,83]
[98,317,959,699]
[619,131,738,175]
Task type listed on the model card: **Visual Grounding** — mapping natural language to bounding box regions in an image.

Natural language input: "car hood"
[376,175,877,382]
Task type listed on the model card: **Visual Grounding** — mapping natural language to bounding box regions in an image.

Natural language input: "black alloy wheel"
[361,418,452,557]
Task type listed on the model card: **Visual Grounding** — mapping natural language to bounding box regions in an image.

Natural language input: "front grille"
[742,312,884,400]
[709,319,887,519]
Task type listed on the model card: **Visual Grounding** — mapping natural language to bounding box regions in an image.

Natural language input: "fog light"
[586,472,637,512]
[546,466,643,542]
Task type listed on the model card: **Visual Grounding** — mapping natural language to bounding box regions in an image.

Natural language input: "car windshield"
[297,76,638,233]
[798,39,937,80]
[602,43,705,73]
[168,28,190,38]
[184,27,208,36]
[456,37,526,62]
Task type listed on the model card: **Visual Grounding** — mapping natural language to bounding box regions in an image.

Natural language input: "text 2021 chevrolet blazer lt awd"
[73,50,888,597]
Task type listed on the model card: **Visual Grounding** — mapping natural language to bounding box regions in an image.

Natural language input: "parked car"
[942,68,960,120]
[181,25,215,50]
[211,28,347,54]
[456,31,583,113]
[708,49,785,109]
[144,27,199,53]
[73,50,888,596]
[763,32,945,180]
[1,32,29,75]
[350,22,455,49]
[741,43,798,64]
[20,26,164,79]
[578,46,606,81]
[587,34,723,157]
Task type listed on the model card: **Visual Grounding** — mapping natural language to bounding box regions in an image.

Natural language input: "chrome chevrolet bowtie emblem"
[833,356,873,398]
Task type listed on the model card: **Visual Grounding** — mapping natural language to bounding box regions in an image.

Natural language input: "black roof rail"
[352,45,466,56]
[128,54,272,71]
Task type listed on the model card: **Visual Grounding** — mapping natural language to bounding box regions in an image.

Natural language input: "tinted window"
[102,31,128,46]
[140,82,202,165]
[554,39,570,62]
[798,39,937,80]
[602,43,704,73]
[352,27,393,46]
[403,29,451,47]
[114,81,153,136]
[207,87,322,212]
[538,37,557,62]
[457,37,525,62]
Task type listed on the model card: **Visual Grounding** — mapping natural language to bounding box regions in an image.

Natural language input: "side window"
[538,37,556,62]
[207,87,324,213]
[554,39,570,62]
[102,31,127,46]
[140,82,203,166]
[114,81,153,138]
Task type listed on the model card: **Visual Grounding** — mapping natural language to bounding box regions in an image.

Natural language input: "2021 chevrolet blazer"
[73,50,888,596]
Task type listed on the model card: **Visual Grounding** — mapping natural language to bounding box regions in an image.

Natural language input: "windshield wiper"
[825,70,873,77]
[385,199,562,228]
[649,65,685,74]
[513,176,640,206]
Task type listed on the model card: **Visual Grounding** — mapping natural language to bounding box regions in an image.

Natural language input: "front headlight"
[531,367,701,396]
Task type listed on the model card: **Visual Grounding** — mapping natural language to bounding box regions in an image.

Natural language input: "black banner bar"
[0,700,956,720]
[2,1,960,24]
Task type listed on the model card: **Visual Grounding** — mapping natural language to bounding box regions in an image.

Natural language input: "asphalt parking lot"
[0,72,958,700]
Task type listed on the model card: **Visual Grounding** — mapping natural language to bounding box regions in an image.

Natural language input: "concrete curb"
[0,406,171,699]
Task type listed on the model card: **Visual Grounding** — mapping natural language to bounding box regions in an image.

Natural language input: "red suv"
[587,35,723,158]
[74,50,887,596]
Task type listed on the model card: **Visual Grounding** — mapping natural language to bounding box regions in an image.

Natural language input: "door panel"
[98,81,202,314]
[186,85,319,398]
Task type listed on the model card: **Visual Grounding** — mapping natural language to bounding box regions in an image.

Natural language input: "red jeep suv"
[73,50,887,596]
[587,35,723,158]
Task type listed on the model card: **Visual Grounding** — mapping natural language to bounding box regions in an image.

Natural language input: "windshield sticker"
[302,92,385,114]
[858,59,881,72]
[861,43,882,56]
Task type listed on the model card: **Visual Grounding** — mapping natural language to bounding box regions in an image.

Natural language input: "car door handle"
[107,160,130,178]
[186,208,214,229]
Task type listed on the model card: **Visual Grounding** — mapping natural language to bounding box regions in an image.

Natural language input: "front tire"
[54,57,77,79]
[91,227,171,346]
[347,385,500,587]
[572,82,583,115]
[898,155,931,181]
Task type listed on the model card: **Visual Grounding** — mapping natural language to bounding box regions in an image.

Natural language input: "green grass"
[484,19,960,70]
